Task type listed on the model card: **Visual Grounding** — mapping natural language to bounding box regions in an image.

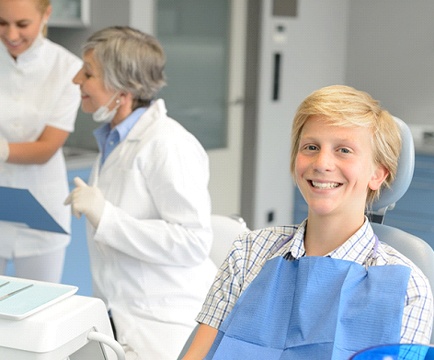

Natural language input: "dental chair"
[176,214,249,359]
[210,214,249,267]
[177,117,434,359]
[367,116,434,344]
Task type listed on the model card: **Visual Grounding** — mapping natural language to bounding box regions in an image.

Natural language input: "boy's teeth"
[311,181,339,189]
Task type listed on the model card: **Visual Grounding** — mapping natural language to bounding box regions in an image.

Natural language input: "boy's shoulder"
[238,225,300,258]
[377,241,431,286]
[244,225,298,243]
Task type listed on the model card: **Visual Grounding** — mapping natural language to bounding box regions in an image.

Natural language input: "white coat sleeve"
[92,132,213,266]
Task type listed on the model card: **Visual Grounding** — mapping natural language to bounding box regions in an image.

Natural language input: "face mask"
[92,93,121,123]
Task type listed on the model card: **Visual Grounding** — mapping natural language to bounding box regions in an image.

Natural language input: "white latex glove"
[0,138,9,162]
[64,177,105,228]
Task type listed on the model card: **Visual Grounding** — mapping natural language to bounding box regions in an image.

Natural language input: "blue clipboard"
[0,186,67,234]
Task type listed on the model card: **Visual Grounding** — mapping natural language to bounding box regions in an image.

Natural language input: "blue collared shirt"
[93,107,147,165]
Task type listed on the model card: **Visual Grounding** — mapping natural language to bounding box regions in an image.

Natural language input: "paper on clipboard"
[0,186,68,234]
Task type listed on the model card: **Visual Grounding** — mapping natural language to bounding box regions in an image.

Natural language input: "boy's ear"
[368,165,389,191]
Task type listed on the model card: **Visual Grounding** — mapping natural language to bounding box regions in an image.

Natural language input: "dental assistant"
[65,26,216,359]
[0,0,81,282]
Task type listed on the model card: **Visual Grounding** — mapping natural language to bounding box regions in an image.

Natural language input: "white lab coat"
[86,100,217,359]
[0,36,82,258]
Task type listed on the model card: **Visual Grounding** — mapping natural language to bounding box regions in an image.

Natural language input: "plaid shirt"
[197,219,433,344]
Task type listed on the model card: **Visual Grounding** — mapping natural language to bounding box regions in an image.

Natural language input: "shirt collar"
[286,217,376,266]
[10,33,45,66]
[116,107,147,140]
[329,217,376,265]
[286,221,307,259]
[93,107,147,152]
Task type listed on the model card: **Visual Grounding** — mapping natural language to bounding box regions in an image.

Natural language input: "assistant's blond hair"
[35,0,50,36]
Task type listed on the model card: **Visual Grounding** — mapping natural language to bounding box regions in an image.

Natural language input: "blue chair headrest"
[370,116,415,217]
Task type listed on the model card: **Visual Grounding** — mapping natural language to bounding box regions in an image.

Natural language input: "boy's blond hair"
[290,85,401,204]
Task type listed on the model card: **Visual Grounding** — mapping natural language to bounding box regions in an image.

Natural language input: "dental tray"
[0,276,77,320]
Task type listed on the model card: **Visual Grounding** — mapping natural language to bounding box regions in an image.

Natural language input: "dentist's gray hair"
[82,26,166,109]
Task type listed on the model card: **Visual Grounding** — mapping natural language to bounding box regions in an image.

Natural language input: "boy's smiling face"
[295,115,388,220]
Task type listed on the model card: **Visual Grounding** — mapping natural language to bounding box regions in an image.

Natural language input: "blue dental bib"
[207,256,410,360]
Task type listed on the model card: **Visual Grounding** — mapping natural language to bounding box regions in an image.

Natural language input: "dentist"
[0,0,81,282]
[66,26,216,360]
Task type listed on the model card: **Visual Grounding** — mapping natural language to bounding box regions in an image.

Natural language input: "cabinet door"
[384,154,434,248]
[131,0,247,216]
[49,0,90,28]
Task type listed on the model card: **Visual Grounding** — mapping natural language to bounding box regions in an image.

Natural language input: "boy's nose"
[313,150,334,172]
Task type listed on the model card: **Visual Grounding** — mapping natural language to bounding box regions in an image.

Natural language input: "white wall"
[284,0,349,107]
[246,0,350,228]
[129,0,155,34]
[346,0,434,128]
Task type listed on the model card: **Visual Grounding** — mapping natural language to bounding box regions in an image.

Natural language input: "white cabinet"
[49,0,90,28]
[383,154,434,248]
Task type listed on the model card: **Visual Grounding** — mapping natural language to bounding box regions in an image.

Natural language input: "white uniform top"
[87,100,217,358]
[0,35,82,257]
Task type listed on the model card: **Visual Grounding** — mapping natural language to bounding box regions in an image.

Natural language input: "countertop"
[414,140,434,156]
[408,124,434,156]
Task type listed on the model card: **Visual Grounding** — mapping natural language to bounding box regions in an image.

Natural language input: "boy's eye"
[339,148,351,154]
[306,145,318,151]
[299,144,319,153]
